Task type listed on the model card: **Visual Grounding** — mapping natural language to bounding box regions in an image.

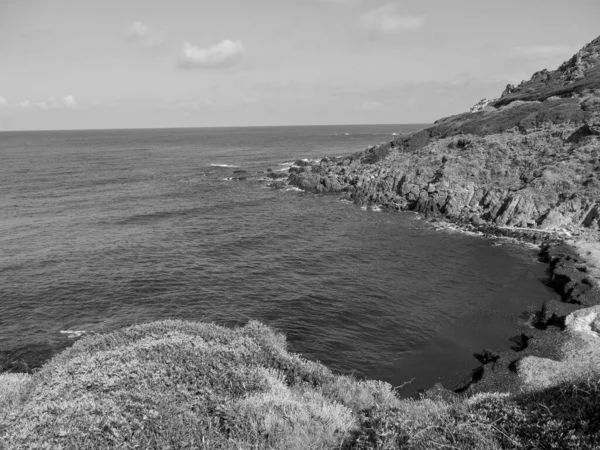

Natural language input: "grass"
[1,320,599,449]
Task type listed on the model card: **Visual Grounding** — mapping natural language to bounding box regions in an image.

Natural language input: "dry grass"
[0,320,396,449]
[1,320,599,449]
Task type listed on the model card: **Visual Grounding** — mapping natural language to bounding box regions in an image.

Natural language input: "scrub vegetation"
[1,320,598,449]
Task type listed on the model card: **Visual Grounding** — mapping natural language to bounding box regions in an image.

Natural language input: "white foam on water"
[339,199,352,204]
[361,205,368,211]
[279,161,295,166]
[210,163,239,168]
[60,330,86,339]
[285,186,303,192]
[371,205,382,212]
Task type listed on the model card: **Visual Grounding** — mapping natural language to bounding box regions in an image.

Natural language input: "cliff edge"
[289,35,600,237]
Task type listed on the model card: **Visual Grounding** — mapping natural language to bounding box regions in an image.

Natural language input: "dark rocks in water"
[266,168,272,173]
[473,348,500,365]
[294,159,310,167]
[509,333,532,352]
[231,176,247,181]
[265,172,287,180]
[534,299,579,329]
[288,166,306,175]
[268,180,287,190]
[540,243,600,307]
[233,169,247,174]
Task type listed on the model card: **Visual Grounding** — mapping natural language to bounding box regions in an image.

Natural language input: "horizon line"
[0,122,432,134]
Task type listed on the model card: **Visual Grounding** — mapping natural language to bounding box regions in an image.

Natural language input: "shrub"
[0,321,395,449]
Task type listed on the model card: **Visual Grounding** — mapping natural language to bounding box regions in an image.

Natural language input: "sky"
[0,0,598,130]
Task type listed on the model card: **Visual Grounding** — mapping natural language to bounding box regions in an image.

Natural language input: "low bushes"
[1,321,599,449]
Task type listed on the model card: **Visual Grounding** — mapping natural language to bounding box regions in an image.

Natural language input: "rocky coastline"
[270,35,600,396]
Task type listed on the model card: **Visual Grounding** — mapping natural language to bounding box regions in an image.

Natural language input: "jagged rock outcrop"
[470,98,494,113]
[288,35,600,237]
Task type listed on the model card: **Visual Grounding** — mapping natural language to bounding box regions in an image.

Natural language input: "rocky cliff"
[288,35,600,237]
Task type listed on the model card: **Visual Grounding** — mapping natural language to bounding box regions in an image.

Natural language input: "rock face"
[288,35,600,237]
[470,98,494,113]
[516,305,600,390]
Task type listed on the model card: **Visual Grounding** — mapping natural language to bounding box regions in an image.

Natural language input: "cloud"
[128,21,149,38]
[126,21,165,49]
[178,40,245,69]
[62,95,77,108]
[5,96,78,111]
[359,4,424,37]
[512,45,578,60]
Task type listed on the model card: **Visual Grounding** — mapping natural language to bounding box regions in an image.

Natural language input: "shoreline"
[284,168,600,396]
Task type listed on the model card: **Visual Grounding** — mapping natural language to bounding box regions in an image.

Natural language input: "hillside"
[288,35,600,236]
[1,320,599,449]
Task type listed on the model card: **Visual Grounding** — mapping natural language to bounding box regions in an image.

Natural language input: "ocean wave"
[284,186,304,192]
[210,163,239,168]
[60,330,86,339]
[371,205,383,212]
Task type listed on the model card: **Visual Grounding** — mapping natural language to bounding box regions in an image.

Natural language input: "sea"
[0,125,559,396]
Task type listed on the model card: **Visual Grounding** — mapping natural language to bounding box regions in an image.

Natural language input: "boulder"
[516,305,600,390]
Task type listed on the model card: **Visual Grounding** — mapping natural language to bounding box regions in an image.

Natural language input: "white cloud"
[62,95,77,108]
[128,21,148,38]
[178,40,245,69]
[45,95,78,109]
[5,95,78,111]
[359,4,425,37]
[126,21,165,49]
[512,45,577,60]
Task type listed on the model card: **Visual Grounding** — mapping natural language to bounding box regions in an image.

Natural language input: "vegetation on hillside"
[1,320,599,449]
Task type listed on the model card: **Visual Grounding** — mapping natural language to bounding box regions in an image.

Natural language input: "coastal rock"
[516,305,600,390]
[265,172,287,180]
[564,304,600,334]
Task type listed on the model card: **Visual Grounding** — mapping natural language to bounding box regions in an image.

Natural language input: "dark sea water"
[0,125,558,396]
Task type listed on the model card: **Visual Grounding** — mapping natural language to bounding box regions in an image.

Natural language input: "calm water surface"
[0,125,558,395]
